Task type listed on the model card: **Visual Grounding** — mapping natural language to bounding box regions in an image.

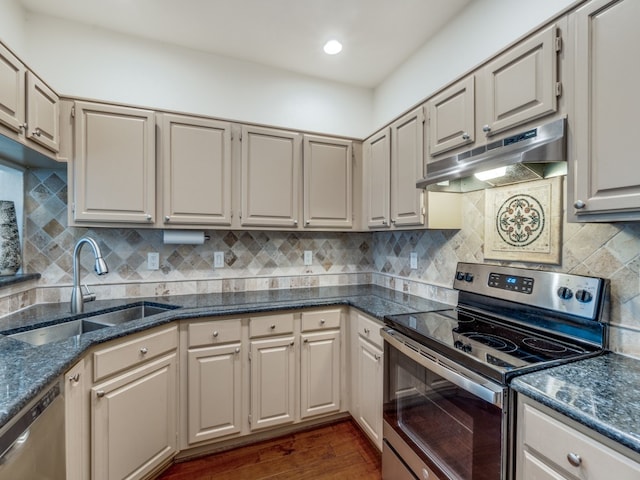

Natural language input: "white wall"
[372,0,579,130]
[0,0,25,55]
[23,14,373,138]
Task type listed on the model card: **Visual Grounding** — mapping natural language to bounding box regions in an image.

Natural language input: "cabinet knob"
[69,373,80,383]
[213,331,219,337]
[294,220,298,226]
[146,214,153,221]
[305,220,310,225]
[482,124,492,133]
[364,328,370,334]
[19,123,27,132]
[34,127,42,137]
[304,338,309,343]
[140,347,148,354]
[567,452,582,467]
[96,390,105,398]
[462,132,470,140]
[164,215,170,222]
[320,319,326,325]
[382,220,388,225]
[270,324,276,330]
[290,341,295,347]
[235,347,240,354]
[573,200,586,209]
[374,354,381,361]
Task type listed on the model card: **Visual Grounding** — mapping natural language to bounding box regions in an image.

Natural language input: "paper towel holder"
[162,230,210,245]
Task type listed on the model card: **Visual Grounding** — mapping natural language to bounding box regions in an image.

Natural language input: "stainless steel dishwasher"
[0,378,65,479]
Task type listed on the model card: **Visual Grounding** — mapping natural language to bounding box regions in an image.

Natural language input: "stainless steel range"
[381,262,608,480]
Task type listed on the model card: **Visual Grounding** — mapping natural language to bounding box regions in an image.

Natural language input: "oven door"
[382,328,508,480]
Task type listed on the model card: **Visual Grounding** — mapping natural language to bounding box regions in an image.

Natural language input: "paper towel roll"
[163,230,206,245]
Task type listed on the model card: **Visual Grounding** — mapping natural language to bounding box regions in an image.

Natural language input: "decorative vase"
[0,200,22,276]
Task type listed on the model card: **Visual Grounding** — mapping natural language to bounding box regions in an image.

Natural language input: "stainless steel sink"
[8,319,109,346]
[86,304,172,326]
[6,303,176,346]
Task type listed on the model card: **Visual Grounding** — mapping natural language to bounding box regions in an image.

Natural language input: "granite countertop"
[511,352,640,455]
[0,284,450,429]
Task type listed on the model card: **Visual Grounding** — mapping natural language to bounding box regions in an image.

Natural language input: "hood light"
[323,40,343,55]
[474,166,507,182]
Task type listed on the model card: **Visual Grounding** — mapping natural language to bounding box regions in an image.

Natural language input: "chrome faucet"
[70,237,109,313]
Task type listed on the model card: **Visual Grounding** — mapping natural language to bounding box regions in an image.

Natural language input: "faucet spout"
[70,237,109,313]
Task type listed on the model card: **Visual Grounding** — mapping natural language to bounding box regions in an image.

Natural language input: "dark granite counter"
[0,273,40,289]
[0,284,450,428]
[511,352,640,455]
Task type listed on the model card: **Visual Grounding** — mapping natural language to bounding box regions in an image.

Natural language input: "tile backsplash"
[9,170,640,357]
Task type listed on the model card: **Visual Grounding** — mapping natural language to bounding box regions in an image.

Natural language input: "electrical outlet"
[147,252,160,270]
[304,250,313,266]
[214,251,225,269]
[410,252,418,270]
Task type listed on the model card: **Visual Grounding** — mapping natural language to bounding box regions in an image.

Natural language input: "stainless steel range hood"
[417,117,566,193]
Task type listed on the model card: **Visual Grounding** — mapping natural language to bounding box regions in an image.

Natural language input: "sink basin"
[8,319,108,346]
[6,303,177,346]
[86,304,173,326]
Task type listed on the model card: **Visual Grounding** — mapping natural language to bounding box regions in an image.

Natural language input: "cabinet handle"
[146,214,152,222]
[573,200,586,210]
[213,331,219,338]
[374,354,381,361]
[382,220,388,225]
[567,452,582,467]
[96,390,105,398]
[69,373,80,383]
[462,132,470,140]
[164,215,170,222]
[482,124,492,133]
[140,347,148,354]
[364,328,370,334]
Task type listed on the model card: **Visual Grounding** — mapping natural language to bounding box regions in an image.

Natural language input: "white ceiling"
[19,0,473,88]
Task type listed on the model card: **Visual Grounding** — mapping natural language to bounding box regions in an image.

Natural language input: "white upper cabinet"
[482,24,560,137]
[569,0,640,221]
[0,42,60,157]
[159,114,232,226]
[364,127,391,229]
[72,101,156,224]
[240,125,302,228]
[427,76,475,158]
[303,134,353,229]
[391,106,425,227]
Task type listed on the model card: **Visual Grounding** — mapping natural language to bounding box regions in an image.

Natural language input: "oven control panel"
[453,262,607,320]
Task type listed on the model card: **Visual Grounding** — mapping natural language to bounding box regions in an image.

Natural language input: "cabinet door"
[241,125,301,227]
[73,101,156,224]
[250,335,296,430]
[571,0,640,218]
[160,114,232,226]
[91,353,177,480]
[0,42,25,134]
[391,106,425,227]
[364,127,391,229]
[187,343,242,444]
[66,360,89,480]
[357,337,383,450]
[303,134,353,228]
[483,24,559,136]
[26,72,59,153]
[300,329,340,419]
[427,76,475,157]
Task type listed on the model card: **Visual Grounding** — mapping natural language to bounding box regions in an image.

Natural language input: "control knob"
[456,271,465,281]
[464,272,474,282]
[557,286,573,300]
[454,340,472,353]
[575,289,593,303]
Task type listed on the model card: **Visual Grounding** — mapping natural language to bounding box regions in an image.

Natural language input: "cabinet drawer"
[301,309,341,332]
[357,313,382,348]
[249,313,294,338]
[188,318,241,347]
[93,325,178,382]
[522,403,640,480]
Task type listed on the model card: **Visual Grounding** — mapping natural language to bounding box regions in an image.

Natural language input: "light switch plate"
[147,252,159,270]
[410,252,418,270]
[304,250,312,266]
[214,251,224,269]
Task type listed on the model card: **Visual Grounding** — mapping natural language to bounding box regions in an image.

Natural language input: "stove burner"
[522,337,568,353]
[462,332,518,353]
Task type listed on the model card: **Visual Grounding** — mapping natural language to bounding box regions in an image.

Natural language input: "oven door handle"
[382,328,504,408]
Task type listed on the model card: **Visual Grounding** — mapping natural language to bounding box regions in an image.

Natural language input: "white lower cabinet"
[350,311,384,450]
[517,395,640,480]
[300,329,341,419]
[249,334,297,430]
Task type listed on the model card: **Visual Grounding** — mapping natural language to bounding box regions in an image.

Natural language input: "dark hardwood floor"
[156,420,382,480]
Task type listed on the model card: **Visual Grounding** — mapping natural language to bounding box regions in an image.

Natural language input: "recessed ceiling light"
[323,40,343,55]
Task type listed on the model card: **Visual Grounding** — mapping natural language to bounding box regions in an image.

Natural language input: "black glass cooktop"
[384,309,601,383]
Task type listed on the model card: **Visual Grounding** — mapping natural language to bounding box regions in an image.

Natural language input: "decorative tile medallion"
[484,177,562,264]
